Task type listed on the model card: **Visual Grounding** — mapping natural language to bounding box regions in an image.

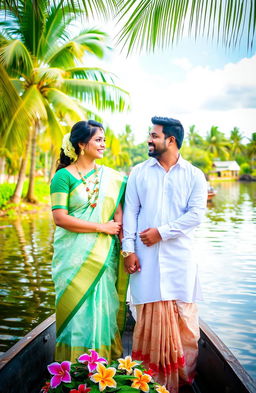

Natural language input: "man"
[121,116,207,392]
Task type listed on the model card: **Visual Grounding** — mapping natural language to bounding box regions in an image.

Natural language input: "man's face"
[148,124,168,157]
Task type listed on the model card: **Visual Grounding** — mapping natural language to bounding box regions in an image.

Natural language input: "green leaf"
[118,387,140,393]
[116,0,256,53]
[115,375,136,381]
[0,39,33,76]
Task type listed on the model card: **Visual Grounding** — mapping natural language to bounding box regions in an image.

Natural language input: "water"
[0,181,255,380]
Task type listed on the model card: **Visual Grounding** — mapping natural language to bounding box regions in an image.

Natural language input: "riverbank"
[0,178,50,217]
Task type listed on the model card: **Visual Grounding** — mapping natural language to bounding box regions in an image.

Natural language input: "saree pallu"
[51,166,128,362]
[132,301,200,393]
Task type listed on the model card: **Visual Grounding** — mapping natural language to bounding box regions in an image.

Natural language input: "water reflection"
[195,181,256,380]
[0,213,55,351]
[0,182,255,380]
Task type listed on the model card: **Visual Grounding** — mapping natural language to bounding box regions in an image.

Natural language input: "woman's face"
[83,128,106,159]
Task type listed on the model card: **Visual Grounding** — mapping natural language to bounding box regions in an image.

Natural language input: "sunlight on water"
[0,181,255,380]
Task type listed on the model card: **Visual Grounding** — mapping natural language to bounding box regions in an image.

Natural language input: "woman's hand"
[124,253,141,274]
[100,220,122,235]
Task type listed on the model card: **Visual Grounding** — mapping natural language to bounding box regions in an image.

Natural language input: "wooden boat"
[0,314,256,393]
[207,190,217,201]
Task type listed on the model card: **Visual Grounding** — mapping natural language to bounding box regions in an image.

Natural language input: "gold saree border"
[55,330,122,363]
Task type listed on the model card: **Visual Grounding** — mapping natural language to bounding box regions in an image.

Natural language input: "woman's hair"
[56,120,104,171]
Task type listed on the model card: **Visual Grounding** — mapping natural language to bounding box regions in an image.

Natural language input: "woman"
[50,120,128,362]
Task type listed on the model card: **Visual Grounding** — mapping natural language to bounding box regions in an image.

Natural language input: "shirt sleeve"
[157,169,208,241]
[122,166,141,253]
[50,169,69,210]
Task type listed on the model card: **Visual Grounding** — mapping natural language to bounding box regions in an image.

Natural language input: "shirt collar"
[148,154,187,168]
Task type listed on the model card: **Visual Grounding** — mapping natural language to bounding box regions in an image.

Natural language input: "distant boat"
[207,183,217,201]
[0,314,256,393]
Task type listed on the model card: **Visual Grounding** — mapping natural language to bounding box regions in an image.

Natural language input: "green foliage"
[0,183,15,208]
[128,142,148,168]
[116,0,256,54]
[0,178,50,209]
[240,163,252,175]
[181,144,212,173]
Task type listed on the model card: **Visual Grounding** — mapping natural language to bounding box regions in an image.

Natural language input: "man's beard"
[148,142,167,157]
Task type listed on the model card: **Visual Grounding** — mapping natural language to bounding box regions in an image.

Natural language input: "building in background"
[210,161,240,180]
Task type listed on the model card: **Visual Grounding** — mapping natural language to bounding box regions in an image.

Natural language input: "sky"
[83,20,256,144]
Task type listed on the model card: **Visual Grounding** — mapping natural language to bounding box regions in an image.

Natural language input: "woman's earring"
[81,149,84,156]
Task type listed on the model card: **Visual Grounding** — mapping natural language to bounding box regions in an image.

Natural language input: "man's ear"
[168,136,176,145]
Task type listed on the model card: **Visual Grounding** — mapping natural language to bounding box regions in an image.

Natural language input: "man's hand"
[139,228,161,246]
[124,253,141,274]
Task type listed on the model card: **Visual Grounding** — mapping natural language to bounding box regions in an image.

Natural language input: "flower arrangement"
[62,132,77,161]
[40,350,169,393]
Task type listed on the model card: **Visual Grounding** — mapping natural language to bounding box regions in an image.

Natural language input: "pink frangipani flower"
[78,349,107,372]
[47,361,72,388]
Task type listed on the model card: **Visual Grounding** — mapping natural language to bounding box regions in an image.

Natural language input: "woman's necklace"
[75,164,100,208]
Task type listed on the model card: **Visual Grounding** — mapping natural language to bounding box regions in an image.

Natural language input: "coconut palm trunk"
[48,150,57,183]
[11,134,32,204]
[25,121,39,203]
[0,157,5,183]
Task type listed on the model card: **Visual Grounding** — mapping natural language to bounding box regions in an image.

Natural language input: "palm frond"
[116,0,256,53]
[0,63,30,148]
[0,0,117,20]
[45,87,86,121]
[35,67,66,88]
[66,67,116,83]
[43,99,66,148]
[10,78,25,93]
[1,84,47,150]
[14,0,47,56]
[0,39,33,77]
[62,78,130,112]
[45,29,108,67]
[38,5,76,60]
[0,9,20,39]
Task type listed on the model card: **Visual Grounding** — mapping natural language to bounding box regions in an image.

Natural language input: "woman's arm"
[52,209,121,235]
[114,203,123,242]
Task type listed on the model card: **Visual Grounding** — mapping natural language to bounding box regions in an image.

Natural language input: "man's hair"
[151,116,184,149]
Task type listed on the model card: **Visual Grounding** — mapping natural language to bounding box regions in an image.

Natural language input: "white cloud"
[87,50,256,143]
[171,57,193,71]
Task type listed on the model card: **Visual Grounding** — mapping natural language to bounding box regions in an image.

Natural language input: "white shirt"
[122,155,208,304]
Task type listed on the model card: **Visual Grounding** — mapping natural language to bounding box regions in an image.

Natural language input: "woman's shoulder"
[51,167,70,182]
[50,167,72,193]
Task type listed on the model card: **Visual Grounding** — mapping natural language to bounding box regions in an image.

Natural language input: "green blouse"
[50,168,96,210]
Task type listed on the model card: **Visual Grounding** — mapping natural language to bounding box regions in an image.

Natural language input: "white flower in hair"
[62,132,77,161]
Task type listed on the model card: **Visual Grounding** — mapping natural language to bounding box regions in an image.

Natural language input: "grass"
[0,177,50,216]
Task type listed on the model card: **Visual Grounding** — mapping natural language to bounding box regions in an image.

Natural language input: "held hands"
[124,253,141,274]
[139,228,161,246]
[101,220,122,235]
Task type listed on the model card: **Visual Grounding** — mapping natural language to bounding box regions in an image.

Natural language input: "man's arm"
[140,170,207,246]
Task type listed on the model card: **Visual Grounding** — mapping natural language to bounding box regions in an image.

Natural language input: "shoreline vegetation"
[0,178,50,218]
[0,123,256,219]
[1,174,256,218]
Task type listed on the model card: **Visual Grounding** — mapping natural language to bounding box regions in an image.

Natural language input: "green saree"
[50,166,128,362]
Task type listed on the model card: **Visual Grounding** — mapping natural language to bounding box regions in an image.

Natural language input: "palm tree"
[229,127,244,157]
[247,132,256,171]
[99,127,131,170]
[205,126,230,160]
[0,1,129,203]
[187,125,204,147]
